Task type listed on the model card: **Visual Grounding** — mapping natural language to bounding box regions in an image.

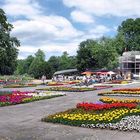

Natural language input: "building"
[119,51,140,79]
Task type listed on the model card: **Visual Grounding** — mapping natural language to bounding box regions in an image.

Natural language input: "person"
[41,75,46,84]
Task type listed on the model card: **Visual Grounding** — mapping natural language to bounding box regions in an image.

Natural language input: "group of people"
[82,74,123,86]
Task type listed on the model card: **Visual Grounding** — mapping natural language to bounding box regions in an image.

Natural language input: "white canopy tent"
[107,71,116,75]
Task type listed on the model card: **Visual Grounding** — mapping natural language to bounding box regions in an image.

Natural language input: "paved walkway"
[0,84,140,140]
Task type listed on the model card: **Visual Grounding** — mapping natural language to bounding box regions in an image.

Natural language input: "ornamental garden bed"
[0,91,65,107]
[42,100,140,132]
[100,97,140,103]
[37,86,112,92]
[3,84,37,88]
[37,87,96,92]
[107,80,131,84]
[47,81,80,86]
[112,88,140,92]
[98,88,140,97]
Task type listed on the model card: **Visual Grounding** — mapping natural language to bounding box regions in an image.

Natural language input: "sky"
[0,0,140,60]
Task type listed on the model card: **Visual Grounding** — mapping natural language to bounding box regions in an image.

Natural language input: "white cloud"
[1,0,112,59]
[73,25,110,42]
[11,15,83,43]
[63,0,140,17]
[89,25,110,34]
[18,42,79,59]
[3,0,41,18]
[71,10,94,23]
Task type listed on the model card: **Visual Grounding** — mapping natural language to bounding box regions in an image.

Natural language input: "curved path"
[0,83,140,140]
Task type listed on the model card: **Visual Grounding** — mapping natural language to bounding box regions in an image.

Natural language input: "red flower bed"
[48,83,64,86]
[76,102,137,111]
[0,91,33,104]
[113,88,140,92]
[94,86,112,89]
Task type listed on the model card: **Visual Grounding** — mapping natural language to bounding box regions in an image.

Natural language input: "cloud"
[2,0,83,48]
[3,0,41,18]
[89,25,110,34]
[11,15,83,45]
[18,42,79,59]
[71,10,94,23]
[1,0,112,59]
[63,0,140,17]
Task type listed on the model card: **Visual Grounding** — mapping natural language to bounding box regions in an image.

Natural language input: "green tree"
[35,49,45,61]
[15,55,34,75]
[28,49,52,78]
[0,8,20,75]
[76,38,118,71]
[28,49,45,78]
[118,18,140,52]
[96,38,118,69]
[76,40,99,72]
[54,51,77,71]
[15,60,26,75]
[48,56,60,75]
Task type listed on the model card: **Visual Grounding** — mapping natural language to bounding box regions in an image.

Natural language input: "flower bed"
[37,86,112,92]
[94,85,112,90]
[47,81,80,86]
[3,84,37,88]
[98,89,140,96]
[100,97,140,104]
[77,102,137,111]
[107,80,130,84]
[0,91,65,107]
[37,87,97,92]
[81,115,140,132]
[112,88,140,92]
[42,101,140,132]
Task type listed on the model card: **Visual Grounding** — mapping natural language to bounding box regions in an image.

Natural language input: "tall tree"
[76,40,98,72]
[28,49,52,78]
[118,18,140,52]
[76,38,118,71]
[0,8,20,75]
[15,55,34,75]
[48,56,60,75]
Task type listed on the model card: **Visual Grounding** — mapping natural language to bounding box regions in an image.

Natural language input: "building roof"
[119,51,140,62]
[53,69,78,75]
[123,51,140,57]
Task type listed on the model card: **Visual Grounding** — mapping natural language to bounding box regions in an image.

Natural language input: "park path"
[0,83,140,140]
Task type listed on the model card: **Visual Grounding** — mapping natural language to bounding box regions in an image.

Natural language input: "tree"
[35,49,45,61]
[15,55,34,75]
[15,60,26,75]
[96,38,118,69]
[58,51,77,70]
[76,38,119,71]
[114,31,126,55]
[48,56,60,75]
[28,49,52,78]
[118,18,140,52]
[0,8,20,75]
[28,49,45,78]
[76,40,99,72]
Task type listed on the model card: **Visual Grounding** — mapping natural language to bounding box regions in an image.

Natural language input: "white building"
[119,51,140,79]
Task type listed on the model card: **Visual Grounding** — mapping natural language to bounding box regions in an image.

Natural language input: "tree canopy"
[0,8,20,75]
[1,9,139,79]
[118,18,140,53]
[76,38,118,72]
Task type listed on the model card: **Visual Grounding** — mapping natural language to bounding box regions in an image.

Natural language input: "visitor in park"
[41,75,46,84]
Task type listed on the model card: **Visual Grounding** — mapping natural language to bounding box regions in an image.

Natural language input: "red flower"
[76,102,137,111]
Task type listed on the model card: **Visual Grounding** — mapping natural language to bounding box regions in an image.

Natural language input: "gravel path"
[0,83,140,140]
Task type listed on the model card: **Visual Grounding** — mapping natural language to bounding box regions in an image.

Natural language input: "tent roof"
[81,71,94,75]
[54,69,78,75]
